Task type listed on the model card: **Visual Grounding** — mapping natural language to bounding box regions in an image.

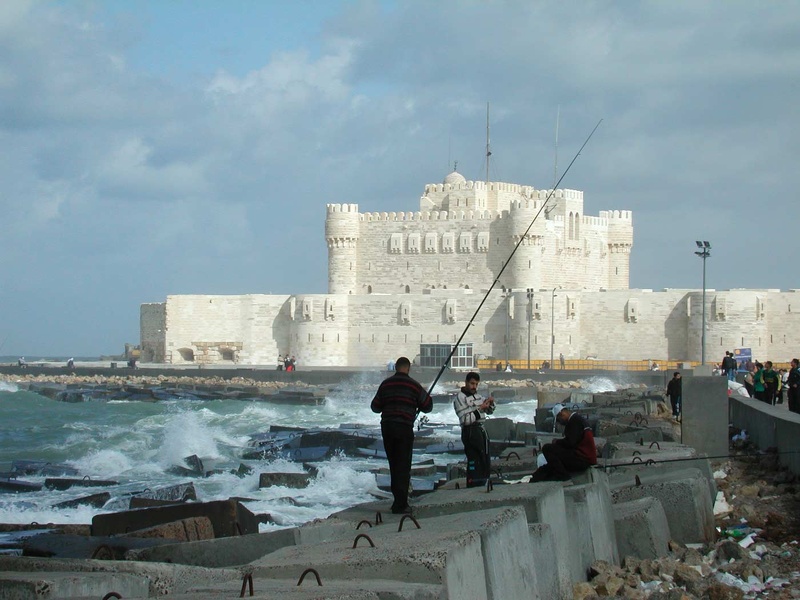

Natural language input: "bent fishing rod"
[422,119,603,406]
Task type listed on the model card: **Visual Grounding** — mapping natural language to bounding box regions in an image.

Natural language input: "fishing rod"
[423,119,603,402]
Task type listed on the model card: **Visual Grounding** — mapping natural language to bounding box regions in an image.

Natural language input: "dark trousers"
[381,422,414,511]
[669,395,681,418]
[532,442,590,481]
[789,388,799,414]
[461,423,490,488]
[765,383,778,406]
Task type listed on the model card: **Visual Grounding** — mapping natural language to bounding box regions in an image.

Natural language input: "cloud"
[0,0,798,354]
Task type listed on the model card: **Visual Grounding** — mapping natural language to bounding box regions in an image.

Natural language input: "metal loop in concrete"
[296,568,322,587]
[352,533,376,548]
[91,544,115,560]
[645,459,657,466]
[356,520,372,529]
[102,593,122,600]
[239,573,254,597]
[649,441,660,449]
[632,450,641,456]
[635,475,642,486]
[505,451,520,460]
[631,456,643,464]
[398,514,421,532]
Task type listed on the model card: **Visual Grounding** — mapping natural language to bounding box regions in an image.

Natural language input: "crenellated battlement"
[356,209,503,222]
[600,209,633,221]
[326,203,360,214]
[422,180,539,196]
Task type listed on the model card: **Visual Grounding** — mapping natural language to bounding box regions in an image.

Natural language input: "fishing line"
[423,119,603,403]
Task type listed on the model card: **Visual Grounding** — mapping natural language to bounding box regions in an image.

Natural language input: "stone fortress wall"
[325,174,633,296]
[140,171,800,367]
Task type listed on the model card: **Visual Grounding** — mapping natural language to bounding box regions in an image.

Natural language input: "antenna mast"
[553,105,560,189]
[485,102,491,186]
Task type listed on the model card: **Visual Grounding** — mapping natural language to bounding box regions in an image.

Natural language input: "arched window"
[405,285,410,293]
[367,285,373,294]
[178,348,194,362]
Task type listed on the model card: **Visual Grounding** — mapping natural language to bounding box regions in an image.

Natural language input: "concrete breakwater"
[0,382,739,599]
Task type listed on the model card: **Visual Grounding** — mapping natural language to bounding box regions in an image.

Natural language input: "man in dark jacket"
[371,356,433,514]
[530,406,597,482]
[787,358,800,414]
[667,371,682,420]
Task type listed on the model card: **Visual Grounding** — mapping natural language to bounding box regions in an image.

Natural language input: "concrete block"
[563,469,619,580]
[250,506,536,600]
[603,454,717,502]
[682,376,728,457]
[0,555,243,596]
[610,468,714,544]
[528,524,561,600]
[91,498,258,538]
[258,472,312,488]
[482,417,515,441]
[127,519,354,568]
[122,516,214,542]
[613,497,671,560]
[179,578,443,599]
[0,571,149,599]
[409,482,572,598]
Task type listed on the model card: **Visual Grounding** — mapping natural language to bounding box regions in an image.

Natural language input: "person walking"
[666,371,682,421]
[370,356,433,514]
[787,359,800,414]
[530,406,597,482]
[453,372,495,488]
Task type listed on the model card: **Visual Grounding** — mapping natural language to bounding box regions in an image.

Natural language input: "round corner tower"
[325,203,360,294]
[505,191,544,290]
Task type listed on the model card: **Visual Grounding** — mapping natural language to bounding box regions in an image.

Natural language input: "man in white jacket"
[453,372,495,487]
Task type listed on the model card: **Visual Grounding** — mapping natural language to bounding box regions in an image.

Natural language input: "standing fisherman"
[453,372,495,488]
[371,357,433,514]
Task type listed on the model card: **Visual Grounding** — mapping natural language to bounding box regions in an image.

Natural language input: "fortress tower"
[605,210,634,289]
[325,203,360,295]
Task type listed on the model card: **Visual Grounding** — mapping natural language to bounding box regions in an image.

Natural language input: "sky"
[1,0,798,357]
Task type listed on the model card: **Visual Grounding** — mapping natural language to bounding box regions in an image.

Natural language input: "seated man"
[531,406,597,482]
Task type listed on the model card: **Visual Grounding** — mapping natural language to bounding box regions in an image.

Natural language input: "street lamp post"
[526,288,534,371]
[694,241,712,366]
[550,287,557,369]
[505,292,511,368]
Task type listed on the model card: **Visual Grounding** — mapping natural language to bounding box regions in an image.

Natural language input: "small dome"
[443,170,466,185]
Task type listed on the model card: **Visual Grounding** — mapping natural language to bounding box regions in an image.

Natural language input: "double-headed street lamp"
[694,241,711,366]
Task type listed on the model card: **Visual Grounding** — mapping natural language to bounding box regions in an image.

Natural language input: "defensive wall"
[140,288,800,367]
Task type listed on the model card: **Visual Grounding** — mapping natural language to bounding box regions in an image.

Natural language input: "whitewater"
[0,373,619,531]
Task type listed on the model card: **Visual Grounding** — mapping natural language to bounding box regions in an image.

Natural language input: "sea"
[0,371,619,532]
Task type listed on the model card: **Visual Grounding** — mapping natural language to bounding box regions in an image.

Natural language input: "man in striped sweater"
[371,356,433,514]
[453,372,495,488]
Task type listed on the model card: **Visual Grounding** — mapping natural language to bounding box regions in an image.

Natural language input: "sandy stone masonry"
[140,170,800,366]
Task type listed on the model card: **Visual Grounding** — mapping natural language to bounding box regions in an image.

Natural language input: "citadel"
[140,170,799,367]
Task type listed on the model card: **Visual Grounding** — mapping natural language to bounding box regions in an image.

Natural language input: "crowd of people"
[277,354,297,372]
